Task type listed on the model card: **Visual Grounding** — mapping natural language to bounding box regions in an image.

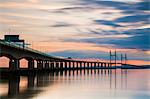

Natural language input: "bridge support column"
[97,63,99,68]
[87,62,90,68]
[104,63,106,68]
[28,60,34,70]
[94,62,97,68]
[69,62,71,69]
[9,59,19,71]
[37,61,43,70]
[56,62,59,70]
[101,63,103,68]
[107,63,109,68]
[60,62,64,70]
[110,63,112,68]
[51,62,54,70]
[65,62,67,69]
[80,62,82,69]
[76,62,79,69]
[45,61,50,69]
[72,62,74,69]
[83,62,86,69]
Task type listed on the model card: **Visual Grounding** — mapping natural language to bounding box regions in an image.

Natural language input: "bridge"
[0,37,118,72]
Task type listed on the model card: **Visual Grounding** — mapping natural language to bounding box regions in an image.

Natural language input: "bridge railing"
[0,40,84,61]
[0,40,57,58]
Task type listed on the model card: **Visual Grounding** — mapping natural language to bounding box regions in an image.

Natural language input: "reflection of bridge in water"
[0,69,128,99]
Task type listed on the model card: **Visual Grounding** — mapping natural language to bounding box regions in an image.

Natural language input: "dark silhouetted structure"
[3,35,25,48]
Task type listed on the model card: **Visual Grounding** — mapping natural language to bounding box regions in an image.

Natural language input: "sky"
[0,0,150,65]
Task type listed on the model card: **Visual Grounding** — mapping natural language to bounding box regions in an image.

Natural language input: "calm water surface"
[0,69,150,99]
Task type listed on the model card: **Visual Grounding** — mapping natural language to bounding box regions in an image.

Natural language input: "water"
[0,69,150,99]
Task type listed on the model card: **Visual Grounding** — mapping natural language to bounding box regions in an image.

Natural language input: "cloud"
[59,6,95,11]
[112,28,150,50]
[94,19,122,27]
[80,0,149,12]
[115,14,149,23]
[134,0,150,11]
[49,22,76,27]
[65,28,150,51]
[79,0,131,10]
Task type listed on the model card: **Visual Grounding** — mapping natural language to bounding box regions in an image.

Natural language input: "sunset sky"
[0,0,149,65]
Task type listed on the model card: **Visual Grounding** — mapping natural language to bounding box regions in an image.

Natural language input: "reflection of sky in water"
[0,69,150,99]
[0,0,149,63]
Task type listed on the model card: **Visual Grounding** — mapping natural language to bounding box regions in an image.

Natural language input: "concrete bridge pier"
[56,62,59,70]
[50,62,54,70]
[104,63,106,68]
[44,61,50,69]
[76,62,79,69]
[83,62,86,69]
[94,62,97,68]
[87,62,90,69]
[72,62,75,69]
[110,63,112,67]
[37,61,43,70]
[60,62,64,70]
[101,63,103,68]
[80,62,82,69]
[9,59,19,71]
[28,59,34,70]
[65,62,68,69]
[98,63,100,68]
[69,62,71,69]
[108,63,110,68]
